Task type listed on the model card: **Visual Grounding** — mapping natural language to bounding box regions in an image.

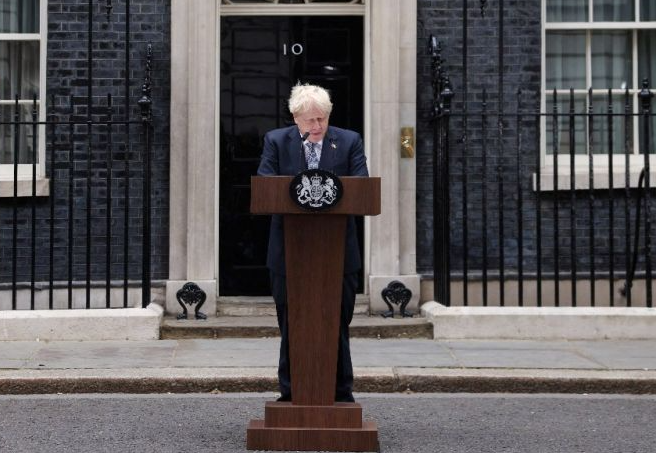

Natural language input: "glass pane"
[638,31,656,87]
[638,114,656,155]
[594,0,634,21]
[641,0,656,20]
[591,95,632,154]
[546,94,587,155]
[0,104,38,165]
[0,41,39,100]
[591,31,632,89]
[546,32,586,89]
[0,0,39,33]
[547,0,589,22]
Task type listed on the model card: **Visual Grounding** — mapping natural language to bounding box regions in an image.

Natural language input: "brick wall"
[0,0,171,285]
[416,0,641,280]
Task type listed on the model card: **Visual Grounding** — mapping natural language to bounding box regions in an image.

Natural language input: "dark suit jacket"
[257,125,369,275]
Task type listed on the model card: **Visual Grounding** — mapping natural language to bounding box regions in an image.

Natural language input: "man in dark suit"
[257,84,368,403]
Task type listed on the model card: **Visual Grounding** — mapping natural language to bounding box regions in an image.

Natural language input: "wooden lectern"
[247,175,381,452]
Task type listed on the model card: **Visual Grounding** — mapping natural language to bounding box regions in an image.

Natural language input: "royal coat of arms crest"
[289,169,343,211]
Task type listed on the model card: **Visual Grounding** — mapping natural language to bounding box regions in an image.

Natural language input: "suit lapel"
[318,127,337,172]
[287,127,306,173]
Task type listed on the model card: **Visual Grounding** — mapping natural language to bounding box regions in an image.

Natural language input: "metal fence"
[431,45,655,308]
[428,0,656,308]
[0,1,153,310]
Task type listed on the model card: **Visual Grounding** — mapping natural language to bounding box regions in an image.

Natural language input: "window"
[542,0,656,169]
[0,0,46,179]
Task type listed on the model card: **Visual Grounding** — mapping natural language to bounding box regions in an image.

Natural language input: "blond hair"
[288,83,333,117]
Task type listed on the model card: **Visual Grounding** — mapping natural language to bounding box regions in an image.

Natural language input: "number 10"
[283,43,304,56]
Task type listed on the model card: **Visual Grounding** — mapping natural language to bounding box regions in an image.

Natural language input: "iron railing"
[428,0,656,308]
[431,71,655,308]
[0,1,153,310]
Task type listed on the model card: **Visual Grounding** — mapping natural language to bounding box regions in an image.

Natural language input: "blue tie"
[306,142,319,169]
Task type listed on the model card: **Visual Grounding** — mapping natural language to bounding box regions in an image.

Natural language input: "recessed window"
[543,0,656,159]
[0,0,45,177]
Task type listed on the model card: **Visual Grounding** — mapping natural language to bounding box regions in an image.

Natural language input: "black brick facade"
[1,1,650,292]
[416,0,648,280]
[0,0,170,284]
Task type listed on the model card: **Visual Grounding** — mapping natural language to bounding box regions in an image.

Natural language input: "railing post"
[429,36,454,306]
[441,77,454,307]
[587,88,596,306]
[85,0,94,309]
[49,94,56,310]
[139,44,153,309]
[429,36,442,305]
[640,79,653,307]
[552,89,560,306]
[123,0,132,308]
[31,94,38,310]
[12,95,19,310]
[461,0,469,307]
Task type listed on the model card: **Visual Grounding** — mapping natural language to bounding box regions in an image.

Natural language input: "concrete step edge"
[160,317,433,339]
[217,295,370,317]
[3,369,656,395]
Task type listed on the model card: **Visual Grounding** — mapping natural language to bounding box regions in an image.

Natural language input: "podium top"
[250,176,381,216]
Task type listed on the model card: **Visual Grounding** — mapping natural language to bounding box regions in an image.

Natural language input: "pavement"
[2,337,656,395]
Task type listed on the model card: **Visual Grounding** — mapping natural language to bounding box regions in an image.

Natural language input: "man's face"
[294,105,329,142]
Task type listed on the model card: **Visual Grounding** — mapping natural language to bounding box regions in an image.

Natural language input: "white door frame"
[166,0,418,315]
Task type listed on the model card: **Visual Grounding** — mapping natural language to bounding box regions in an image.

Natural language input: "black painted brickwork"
[0,0,170,284]
[416,0,651,278]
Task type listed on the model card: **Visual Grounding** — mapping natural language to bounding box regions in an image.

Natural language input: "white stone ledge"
[421,301,656,340]
[0,304,163,341]
[0,178,50,197]
[533,169,656,192]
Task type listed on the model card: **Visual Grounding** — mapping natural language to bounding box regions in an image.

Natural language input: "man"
[257,84,368,403]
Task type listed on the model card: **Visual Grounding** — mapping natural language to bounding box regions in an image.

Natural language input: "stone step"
[161,315,432,339]
[216,295,371,317]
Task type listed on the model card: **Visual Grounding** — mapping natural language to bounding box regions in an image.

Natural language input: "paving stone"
[0,341,43,361]
[446,346,603,369]
[24,340,178,369]
[570,340,656,370]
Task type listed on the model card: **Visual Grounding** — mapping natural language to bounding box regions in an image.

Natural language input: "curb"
[2,368,656,395]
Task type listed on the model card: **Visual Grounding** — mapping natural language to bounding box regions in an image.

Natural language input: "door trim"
[220,4,365,16]
[169,0,417,307]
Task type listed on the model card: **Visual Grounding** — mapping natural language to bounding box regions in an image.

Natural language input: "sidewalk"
[1,338,656,395]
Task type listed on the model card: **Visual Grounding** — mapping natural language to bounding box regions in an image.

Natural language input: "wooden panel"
[247,173,380,451]
[247,420,379,452]
[250,176,381,216]
[264,402,363,429]
[285,214,346,406]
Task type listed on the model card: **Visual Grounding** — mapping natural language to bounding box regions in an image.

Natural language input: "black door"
[219,16,364,296]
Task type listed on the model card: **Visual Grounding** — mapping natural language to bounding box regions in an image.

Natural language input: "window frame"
[0,0,47,181]
[219,0,366,15]
[540,0,656,189]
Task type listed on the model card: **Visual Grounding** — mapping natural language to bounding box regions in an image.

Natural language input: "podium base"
[246,402,379,451]
[246,419,379,452]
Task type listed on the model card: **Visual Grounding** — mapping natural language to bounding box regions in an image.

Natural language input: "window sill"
[533,170,656,192]
[0,179,50,198]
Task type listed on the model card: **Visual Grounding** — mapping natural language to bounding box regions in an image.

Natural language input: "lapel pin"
[331,142,337,149]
